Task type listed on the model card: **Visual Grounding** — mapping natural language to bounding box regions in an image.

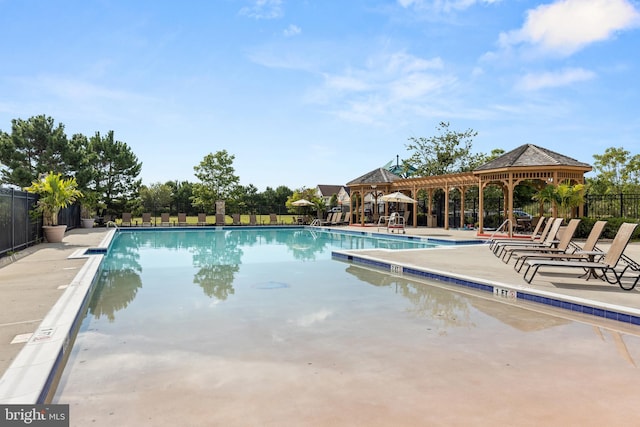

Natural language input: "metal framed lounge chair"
[320,212,336,226]
[331,212,344,226]
[177,213,187,226]
[197,213,207,226]
[121,212,132,227]
[522,222,639,290]
[503,219,580,264]
[232,213,241,225]
[160,213,171,226]
[492,217,554,255]
[249,214,258,226]
[494,218,562,259]
[142,213,152,226]
[269,214,278,225]
[489,217,547,250]
[216,213,225,226]
[513,220,607,272]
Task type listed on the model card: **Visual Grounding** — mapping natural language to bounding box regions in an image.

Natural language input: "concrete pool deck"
[1,224,640,401]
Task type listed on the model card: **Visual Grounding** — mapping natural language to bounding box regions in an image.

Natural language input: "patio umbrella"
[291,199,315,222]
[379,192,416,203]
[292,199,315,207]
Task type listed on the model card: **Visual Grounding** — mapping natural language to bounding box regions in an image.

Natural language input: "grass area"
[114,214,306,226]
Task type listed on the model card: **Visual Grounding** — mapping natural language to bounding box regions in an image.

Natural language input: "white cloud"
[499,0,640,56]
[283,24,301,37]
[313,50,454,124]
[294,309,333,327]
[239,0,283,20]
[517,67,596,91]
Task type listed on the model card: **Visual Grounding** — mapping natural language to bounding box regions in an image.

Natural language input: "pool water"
[53,229,640,426]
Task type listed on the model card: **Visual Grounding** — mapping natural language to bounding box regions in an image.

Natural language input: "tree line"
[1,116,637,218]
[0,115,295,216]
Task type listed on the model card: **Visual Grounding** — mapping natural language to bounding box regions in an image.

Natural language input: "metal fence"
[584,193,640,219]
[0,187,80,257]
[417,193,640,228]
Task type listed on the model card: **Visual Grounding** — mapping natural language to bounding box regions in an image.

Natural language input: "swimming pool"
[52,228,640,425]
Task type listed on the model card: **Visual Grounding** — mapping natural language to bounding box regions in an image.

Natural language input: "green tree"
[261,185,293,214]
[591,147,640,194]
[405,122,480,176]
[90,130,142,215]
[235,184,260,214]
[140,182,173,214]
[0,115,75,187]
[192,150,240,212]
[166,180,195,215]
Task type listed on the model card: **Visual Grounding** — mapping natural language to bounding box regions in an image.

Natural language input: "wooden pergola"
[347,144,592,235]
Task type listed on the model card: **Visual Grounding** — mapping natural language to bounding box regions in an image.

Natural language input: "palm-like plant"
[555,182,585,220]
[532,184,559,216]
[24,172,83,226]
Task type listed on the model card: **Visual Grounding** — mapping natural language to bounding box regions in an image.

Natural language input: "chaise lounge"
[522,222,639,290]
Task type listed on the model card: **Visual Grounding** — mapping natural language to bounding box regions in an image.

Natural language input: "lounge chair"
[142,212,152,226]
[489,217,547,250]
[513,220,607,272]
[177,213,187,226]
[197,213,207,226]
[232,213,241,225]
[320,212,336,226]
[249,214,258,226]
[331,212,344,226]
[522,222,639,290]
[160,213,171,226]
[493,218,561,258]
[121,212,132,227]
[503,219,580,264]
[216,213,225,226]
[269,214,278,225]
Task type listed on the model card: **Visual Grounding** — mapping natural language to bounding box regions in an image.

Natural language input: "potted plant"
[24,172,83,243]
[80,191,99,228]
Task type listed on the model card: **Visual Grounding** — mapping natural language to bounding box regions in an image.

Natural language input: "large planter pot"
[81,218,95,228]
[43,225,67,243]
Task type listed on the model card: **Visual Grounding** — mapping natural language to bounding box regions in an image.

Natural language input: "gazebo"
[346,144,592,235]
[347,167,402,226]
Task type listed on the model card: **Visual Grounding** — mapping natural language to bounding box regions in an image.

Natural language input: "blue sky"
[1,0,639,191]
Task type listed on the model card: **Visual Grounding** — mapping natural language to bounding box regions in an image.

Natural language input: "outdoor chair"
[331,212,344,226]
[121,212,132,227]
[249,214,257,226]
[498,218,564,263]
[513,220,607,272]
[216,213,225,226]
[488,217,547,250]
[197,213,207,226]
[142,213,152,226]
[269,214,278,225]
[492,217,557,257]
[177,213,187,226]
[503,219,580,264]
[232,213,241,225]
[522,222,639,290]
[160,213,171,226]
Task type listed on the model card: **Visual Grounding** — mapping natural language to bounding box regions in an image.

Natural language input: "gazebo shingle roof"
[347,168,402,186]
[474,144,591,171]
